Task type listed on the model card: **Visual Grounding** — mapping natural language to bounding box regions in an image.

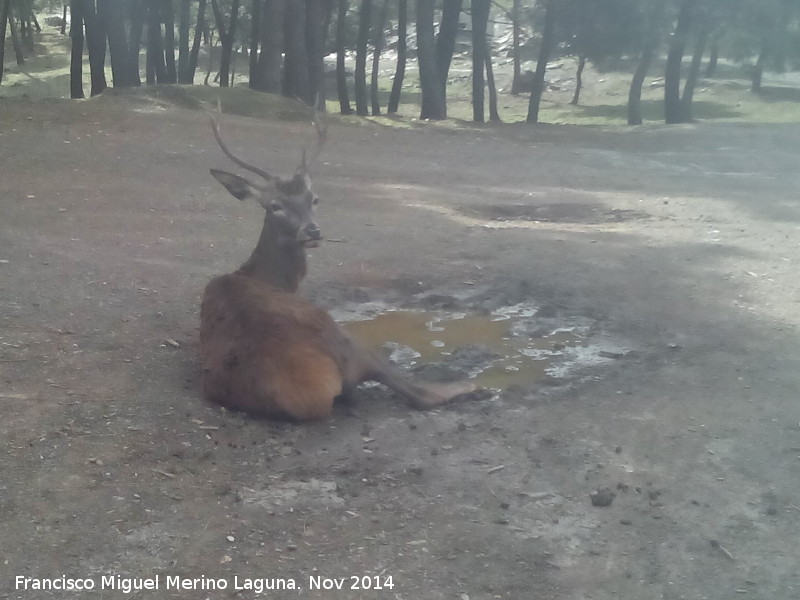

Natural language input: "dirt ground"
[1,90,800,600]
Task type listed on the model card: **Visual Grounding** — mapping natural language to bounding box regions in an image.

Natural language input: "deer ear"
[210,169,263,202]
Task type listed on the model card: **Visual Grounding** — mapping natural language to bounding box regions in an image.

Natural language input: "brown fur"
[200,271,475,420]
[201,274,344,419]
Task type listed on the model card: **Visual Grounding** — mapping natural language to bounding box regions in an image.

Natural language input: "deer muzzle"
[299,223,322,248]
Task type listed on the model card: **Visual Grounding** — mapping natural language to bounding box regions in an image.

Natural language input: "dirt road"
[1,93,799,599]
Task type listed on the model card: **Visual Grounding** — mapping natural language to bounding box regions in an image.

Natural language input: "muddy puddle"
[337,303,629,390]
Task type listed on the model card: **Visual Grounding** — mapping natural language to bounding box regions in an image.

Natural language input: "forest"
[1,1,799,125]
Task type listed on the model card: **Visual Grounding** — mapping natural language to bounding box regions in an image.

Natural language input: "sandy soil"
[1,91,799,600]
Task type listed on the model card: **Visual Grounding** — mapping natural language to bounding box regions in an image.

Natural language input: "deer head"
[209,100,328,249]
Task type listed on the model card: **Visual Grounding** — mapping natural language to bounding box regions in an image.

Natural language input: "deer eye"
[269,201,284,213]
[312,196,320,206]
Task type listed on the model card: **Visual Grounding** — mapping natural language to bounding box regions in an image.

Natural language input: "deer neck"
[236,217,307,293]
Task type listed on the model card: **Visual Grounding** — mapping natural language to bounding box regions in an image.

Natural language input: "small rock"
[448,344,503,372]
[421,294,459,309]
[590,488,615,507]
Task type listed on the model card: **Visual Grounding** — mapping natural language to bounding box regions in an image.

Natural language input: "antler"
[210,98,275,182]
[300,95,328,172]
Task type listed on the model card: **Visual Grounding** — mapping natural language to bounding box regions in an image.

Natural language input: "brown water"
[342,310,586,389]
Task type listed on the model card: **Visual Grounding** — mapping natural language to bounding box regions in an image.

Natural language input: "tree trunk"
[628,0,664,125]
[61,3,67,35]
[128,0,145,86]
[322,0,334,43]
[69,0,85,98]
[705,32,719,78]
[204,37,215,85]
[387,0,407,113]
[471,0,489,122]
[146,0,168,84]
[103,0,136,87]
[570,54,586,105]
[20,14,33,53]
[212,0,240,87]
[178,0,191,82]
[82,0,108,96]
[255,0,283,93]
[163,0,177,83]
[435,0,462,89]
[680,24,709,122]
[370,0,389,115]
[146,28,155,82]
[209,0,224,84]
[306,0,325,105]
[283,0,311,102]
[416,0,445,119]
[248,0,262,88]
[17,18,27,50]
[336,0,352,113]
[485,37,499,122]
[8,4,24,65]
[0,0,10,84]
[628,40,656,125]
[354,0,371,115]
[752,42,768,93]
[186,0,206,83]
[321,0,335,99]
[526,0,555,123]
[664,0,693,124]
[511,0,522,94]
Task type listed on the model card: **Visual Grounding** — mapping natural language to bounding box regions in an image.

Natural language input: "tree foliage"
[2,0,800,126]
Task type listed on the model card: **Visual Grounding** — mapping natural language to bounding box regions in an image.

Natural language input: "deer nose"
[303,224,322,241]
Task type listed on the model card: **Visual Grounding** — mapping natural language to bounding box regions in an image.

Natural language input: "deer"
[199,105,476,420]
